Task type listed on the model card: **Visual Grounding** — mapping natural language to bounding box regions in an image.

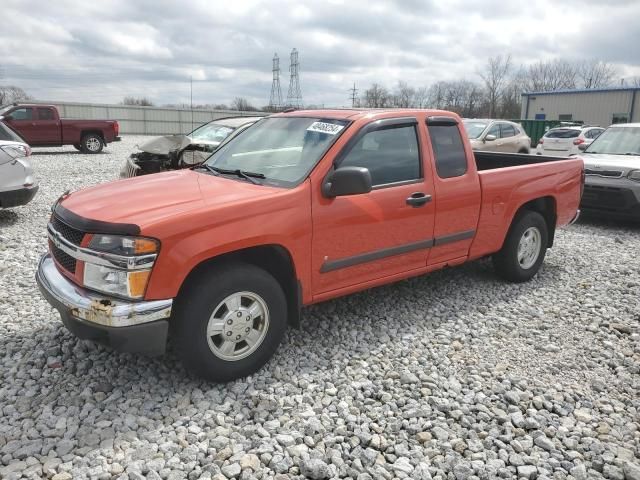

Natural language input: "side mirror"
[484,134,497,142]
[323,166,372,198]
[578,143,588,151]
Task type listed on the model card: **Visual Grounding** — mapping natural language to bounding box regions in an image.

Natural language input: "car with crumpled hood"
[578,123,640,220]
[120,116,262,177]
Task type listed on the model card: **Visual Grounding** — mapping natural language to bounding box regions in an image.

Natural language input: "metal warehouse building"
[521,87,640,128]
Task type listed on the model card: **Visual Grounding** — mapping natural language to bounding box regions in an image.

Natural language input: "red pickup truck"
[0,104,120,153]
[36,109,583,381]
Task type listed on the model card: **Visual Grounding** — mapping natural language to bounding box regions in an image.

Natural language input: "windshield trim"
[202,116,353,189]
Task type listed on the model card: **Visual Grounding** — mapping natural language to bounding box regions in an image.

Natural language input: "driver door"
[311,118,435,295]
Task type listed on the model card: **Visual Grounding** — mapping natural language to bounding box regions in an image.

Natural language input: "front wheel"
[80,134,104,154]
[173,263,288,382]
[493,210,548,282]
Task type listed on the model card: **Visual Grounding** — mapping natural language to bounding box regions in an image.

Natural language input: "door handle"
[406,192,432,207]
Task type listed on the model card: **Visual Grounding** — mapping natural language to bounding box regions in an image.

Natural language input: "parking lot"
[0,136,639,479]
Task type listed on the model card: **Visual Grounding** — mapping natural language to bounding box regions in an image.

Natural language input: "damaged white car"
[120,116,262,178]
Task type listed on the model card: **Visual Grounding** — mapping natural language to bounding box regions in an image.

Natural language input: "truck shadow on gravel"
[0,258,572,455]
[576,214,640,232]
[31,151,108,156]
[0,209,19,227]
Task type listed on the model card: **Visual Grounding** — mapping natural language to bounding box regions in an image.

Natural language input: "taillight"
[573,138,584,145]
[538,139,544,145]
[114,121,120,136]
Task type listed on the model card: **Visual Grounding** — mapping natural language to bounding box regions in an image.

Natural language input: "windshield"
[463,121,488,139]
[189,122,235,143]
[204,117,350,187]
[545,129,580,139]
[585,126,640,155]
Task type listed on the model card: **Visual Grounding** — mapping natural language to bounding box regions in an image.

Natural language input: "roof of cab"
[272,108,459,121]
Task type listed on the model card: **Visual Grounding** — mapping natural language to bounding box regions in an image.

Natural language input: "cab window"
[8,108,33,121]
[339,124,421,186]
[428,124,468,178]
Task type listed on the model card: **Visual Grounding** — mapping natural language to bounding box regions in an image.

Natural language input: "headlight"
[83,235,159,299]
[628,170,640,182]
[89,234,159,256]
[0,144,31,159]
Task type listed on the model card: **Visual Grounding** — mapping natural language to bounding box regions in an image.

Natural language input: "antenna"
[269,53,283,111]
[286,48,303,108]
[349,82,358,107]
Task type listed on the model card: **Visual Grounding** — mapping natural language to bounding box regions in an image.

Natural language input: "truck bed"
[474,151,569,171]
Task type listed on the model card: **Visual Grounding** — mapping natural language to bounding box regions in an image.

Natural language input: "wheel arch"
[176,244,302,328]
[80,130,105,142]
[510,196,557,248]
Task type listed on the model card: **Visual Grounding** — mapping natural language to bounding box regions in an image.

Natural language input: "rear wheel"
[80,134,104,154]
[518,147,530,154]
[173,263,288,381]
[493,210,548,282]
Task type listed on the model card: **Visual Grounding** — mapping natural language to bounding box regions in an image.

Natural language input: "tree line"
[359,57,639,119]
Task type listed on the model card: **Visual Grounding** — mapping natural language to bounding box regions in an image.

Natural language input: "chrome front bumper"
[36,254,172,328]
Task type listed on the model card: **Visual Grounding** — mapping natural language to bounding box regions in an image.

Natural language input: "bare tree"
[0,85,32,105]
[578,59,617,89]
[122,96,154,106]
[393,81,416,108]
[413,87,428,108]
[522,59,577,92]
[362,83,391,108]
[478,55,512,118]
[426,82,447,110]
[230,97,257,111]
[631,77,640,87]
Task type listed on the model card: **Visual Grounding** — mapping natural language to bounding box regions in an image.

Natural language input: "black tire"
[493,210,548,283]
[173,262,288,381]
[80,133,104,154]
[73,144,82,151]
[518,148,530,154]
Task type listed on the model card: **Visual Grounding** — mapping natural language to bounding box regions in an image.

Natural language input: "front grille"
[51,215,85,245]
[585,169,623,178]
[50,241,77,274]
[49,214,85,274]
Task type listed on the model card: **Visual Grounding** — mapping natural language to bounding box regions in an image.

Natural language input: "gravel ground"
[0,136,638,480]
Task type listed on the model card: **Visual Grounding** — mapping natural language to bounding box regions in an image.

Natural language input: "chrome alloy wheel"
[206,291,269,361]
[85,137,101,152]
[517,226,542,269]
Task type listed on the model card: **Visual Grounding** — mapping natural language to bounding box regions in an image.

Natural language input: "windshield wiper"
[624,152,640,156]
[208,166,265,184]
[193,164,218,174]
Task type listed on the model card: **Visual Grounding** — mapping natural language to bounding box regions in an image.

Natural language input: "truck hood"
[580,153,640,174]
[59,170,280,229]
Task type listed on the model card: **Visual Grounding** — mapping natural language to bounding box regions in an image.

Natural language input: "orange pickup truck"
[37,109,583,381]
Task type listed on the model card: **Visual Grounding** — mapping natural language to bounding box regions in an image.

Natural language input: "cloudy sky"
[1,0,639,108]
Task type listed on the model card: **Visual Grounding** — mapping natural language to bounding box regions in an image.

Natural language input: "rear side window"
[8,108,33,121]
[428,124,468,178]
[501,124,516,138]
[38,108,55,120]
[339,125,421,186]
[545,129,580,139]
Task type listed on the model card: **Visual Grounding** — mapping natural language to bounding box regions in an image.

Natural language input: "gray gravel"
[0,136,639,479]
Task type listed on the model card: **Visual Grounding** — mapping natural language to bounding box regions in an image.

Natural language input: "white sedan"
[0,122,38,208]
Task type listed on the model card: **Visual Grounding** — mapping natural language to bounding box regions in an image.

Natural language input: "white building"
[521,87,640,127]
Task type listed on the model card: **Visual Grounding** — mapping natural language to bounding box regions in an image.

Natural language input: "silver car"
[463,119,531,154]
[0,123,38,208]
[579,123,640,221]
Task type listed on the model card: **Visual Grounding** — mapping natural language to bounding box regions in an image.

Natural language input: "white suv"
[0,123,38,208]
[536,126,604,157]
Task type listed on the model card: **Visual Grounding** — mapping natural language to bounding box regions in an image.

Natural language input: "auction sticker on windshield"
[307,122,345,135]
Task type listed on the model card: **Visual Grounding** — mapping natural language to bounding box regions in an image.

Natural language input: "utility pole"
[190,76,194,131]
[286,48,303,109]
[269,53,283,111]
[349,82,358,107]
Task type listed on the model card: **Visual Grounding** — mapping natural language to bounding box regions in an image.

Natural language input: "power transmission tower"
[269,53,283,111]
[286,48,303,108]
[349,82,358,107]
